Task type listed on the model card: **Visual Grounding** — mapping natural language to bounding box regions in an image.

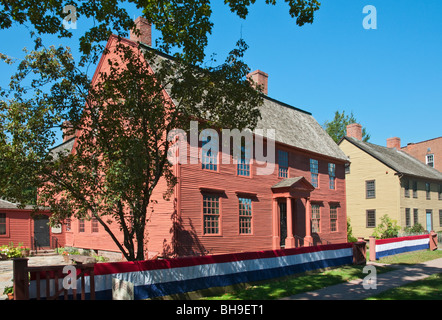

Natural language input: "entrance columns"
[272,198,280,250]
[304,197,313,246]
[285,197,295,249]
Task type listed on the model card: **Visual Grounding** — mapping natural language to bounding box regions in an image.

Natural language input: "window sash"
[65,218,71,232]
[413,181,418,198]
[426,183,431,200]
[79,219,85,233]
[238,197,252,234]
[426,154,434,167]
[367,210,376,228]
[404,180,410,198]
[366,180,376,199]
[201,137,218,171]
[330,206,338,232]
[413,209,419,225]
[405,208,411,227]
[310,159,319,188]
[91,218,99,233]
[237,145,251,176]
[439,210,442,227]
[278,150,288,178]
[312,204,320,233]
[328,163,336,190]
[203,195,220,234]
[0,213,6,235]
[237,159,250,176]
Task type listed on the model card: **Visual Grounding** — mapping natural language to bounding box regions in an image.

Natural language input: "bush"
[347,218,358,242]
[0,243,27,259]
[372,215,401,239]
[404,223,426,234]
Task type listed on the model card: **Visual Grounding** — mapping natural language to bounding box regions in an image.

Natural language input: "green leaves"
[323,110,371,143]
[0,0,321,260]
[1,0,321,65]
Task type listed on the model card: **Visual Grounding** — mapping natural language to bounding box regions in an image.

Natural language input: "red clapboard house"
[51,17,350,260]
[0,199,65,252]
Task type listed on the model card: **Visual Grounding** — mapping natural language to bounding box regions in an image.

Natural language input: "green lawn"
[199,249,442,300]
[200,265,395,300]
[366,273,442,300]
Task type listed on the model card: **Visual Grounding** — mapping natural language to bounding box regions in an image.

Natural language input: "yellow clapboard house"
[339,124,442,239]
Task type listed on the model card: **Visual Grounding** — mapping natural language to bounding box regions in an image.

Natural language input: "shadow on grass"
[200,265,395,300]
[367,273,442,300]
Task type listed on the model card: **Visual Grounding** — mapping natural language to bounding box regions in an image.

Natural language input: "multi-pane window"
[404,180,410,198]
[366,180,375,199]
[426,154,434,168]
[203,194,220,234]
[201,136,218,171]
[278,150,288,178]
[413,181,418,198]
[311,204,320,233]
[405,208,411,227]
[0,213,6,235]
[439,210,442,227]
[413,209,419,226]
[237,145,250,177]
[330,205,338,232]
[65,218,71,232]
[366,210,376,228]
[310,159,319,188]
[426,182,431,200]
[91,217,99,233]
[239,197,252,234]
[79,219,85,233]
[439,184,442,200]
[328,163,336,190]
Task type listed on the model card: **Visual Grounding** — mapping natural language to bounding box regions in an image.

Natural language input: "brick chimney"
[346,123,362,141]
[387,137,401,150]
[130,16,152,46]
[247,70,268,95]
[62,121,76,142]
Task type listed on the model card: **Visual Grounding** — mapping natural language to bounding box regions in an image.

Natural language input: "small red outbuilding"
[0,199,65,251]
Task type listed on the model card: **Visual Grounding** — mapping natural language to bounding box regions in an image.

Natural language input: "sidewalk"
[282,258,442,300]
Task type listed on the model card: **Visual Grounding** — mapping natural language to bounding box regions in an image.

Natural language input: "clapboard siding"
[176,140,347,256]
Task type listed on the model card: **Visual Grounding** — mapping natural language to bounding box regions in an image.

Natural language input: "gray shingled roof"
[50,42,349,164]
[256,97,349,161]
[0,199,43,210]
[140,45,349,163]
[342,136,442,181]
[48,137,75,160]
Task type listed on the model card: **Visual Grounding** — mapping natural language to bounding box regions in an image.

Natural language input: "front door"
[426,210,432,232]
[279,202,287,248]
[34,215,50,247]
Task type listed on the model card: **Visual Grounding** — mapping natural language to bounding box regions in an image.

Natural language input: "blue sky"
[1,0,441,147]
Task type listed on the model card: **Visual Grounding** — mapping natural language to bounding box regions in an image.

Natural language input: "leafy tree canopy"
[0,0,321,65]
[323,110,370,143]
[0,0,321,260]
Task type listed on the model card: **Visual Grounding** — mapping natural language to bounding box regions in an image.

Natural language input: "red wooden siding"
[54,34,348,259]
[175,140,348,256]
[0,209,64,249]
